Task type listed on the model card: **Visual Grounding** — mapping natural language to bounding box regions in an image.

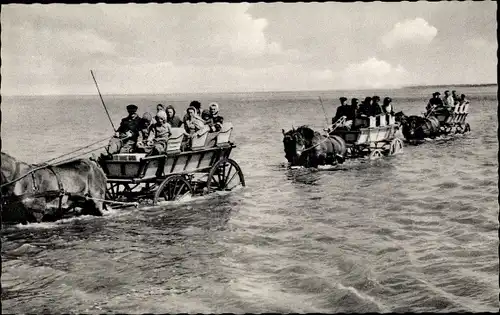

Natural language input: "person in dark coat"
[332,97,350,124]
[202,102,224,132]
[165,105,183,128]
[136,112,154,152]
[358,97,372,116]
[105,104,141,155]
[426,92,444,114]
[371,96,383,116]
[346,98,359,121]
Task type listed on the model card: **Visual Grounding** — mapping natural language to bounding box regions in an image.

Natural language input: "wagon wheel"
[464,123,471,133]
[153,175,193,205]
[389,138,404,155]
[205,158,245,194]
[369,149,384,160]
[106,183,133,201]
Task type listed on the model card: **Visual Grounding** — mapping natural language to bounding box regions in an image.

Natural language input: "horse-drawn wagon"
[429,102,471,135]
[99,123,245,207]
[329,114,404,160]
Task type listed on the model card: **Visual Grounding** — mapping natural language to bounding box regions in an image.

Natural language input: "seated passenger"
[382,97,394,115]
[184,106,206,134]
[147,110,172,156]
[358,97,372,117]
[156,103,165,114]
[370,96,383,116]
[166,105,183,128]
[203,102,224,132]
[443,90,454,109]
[105,104,141,155]
[332,97,350,124]
[452,90,459,105]
[183,100,202,126]
[347,98,359,121]
[458,94,469,105]
[136,112,154,152]
[426,92,443,113]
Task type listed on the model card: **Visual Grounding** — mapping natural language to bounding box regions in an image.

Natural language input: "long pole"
[90,70,116,132]
[318,96,330,126]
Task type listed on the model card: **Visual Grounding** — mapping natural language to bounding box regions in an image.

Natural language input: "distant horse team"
[282,90,471,168]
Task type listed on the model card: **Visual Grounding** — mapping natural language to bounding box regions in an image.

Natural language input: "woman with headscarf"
[147,110,172,155]
[165,105,183,128]
[184,106,206,135]
[202,102,224,132]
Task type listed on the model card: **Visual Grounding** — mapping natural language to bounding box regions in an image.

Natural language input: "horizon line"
[1,82,497,97]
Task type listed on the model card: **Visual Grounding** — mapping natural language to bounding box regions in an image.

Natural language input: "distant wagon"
[329,114,404,160]
[431,102,471,135]
[99,123,245,207]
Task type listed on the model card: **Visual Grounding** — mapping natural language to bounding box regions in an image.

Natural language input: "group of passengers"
[331,96,395,129]
[105,101,224,156]
[425,90,469,115]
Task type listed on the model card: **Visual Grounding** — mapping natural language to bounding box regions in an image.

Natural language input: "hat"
[126,104,138,112]
[372,96,380,102]
[339,97,347,102]
[186,106,197,114]
[156,110,167,121]
[383,97,392,103]
[351,98,359,103]
[209,102,219,112]
[433,91,441,96]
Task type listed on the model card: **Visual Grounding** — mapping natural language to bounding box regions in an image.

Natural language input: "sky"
[1,2,497,95]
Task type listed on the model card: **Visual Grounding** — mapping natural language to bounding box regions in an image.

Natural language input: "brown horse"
[395,112,441,141]
[1,152,107,224]
[282,126,346,168]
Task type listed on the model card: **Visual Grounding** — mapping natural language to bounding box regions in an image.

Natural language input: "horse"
[282,126,346,168]
[1,152,108,224]
[394,111,441,141]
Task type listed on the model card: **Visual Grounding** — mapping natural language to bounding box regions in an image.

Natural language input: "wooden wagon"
[330,114,404,160]
[98,123,245,207]
[430,102,471,134]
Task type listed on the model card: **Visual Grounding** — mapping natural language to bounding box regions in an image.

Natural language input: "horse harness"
[1,164,67,211]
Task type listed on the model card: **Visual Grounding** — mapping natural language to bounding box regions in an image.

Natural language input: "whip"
[90,70,116,132]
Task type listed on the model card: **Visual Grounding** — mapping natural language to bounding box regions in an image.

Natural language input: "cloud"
[339,57,409,89]
[382,18,437,48]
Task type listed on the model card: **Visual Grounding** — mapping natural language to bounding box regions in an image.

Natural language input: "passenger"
[443,90,454,109]
[184,106,206,135]
[332,97,350,124]
[451,90,459,105]
[165,105,183,128]
[156,103,165,114]
[183,100,202,127]
[136,112,154,152]
[358,97,372,116]
[347,98,359,121]
[459,94,469,105]
[426,92,443,113]
[382,97,394,115]
[203,102,224,132]
[147,110,172,156]
[105,104,141,155]
[371,96,383,116]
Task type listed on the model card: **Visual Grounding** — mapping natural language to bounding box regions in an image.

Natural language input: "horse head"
[282,128,307,165]
[394,111,407,125]
[1,152,19,186]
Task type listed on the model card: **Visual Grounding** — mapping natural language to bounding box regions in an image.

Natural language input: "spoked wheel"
[106,183,134,201]
[153,175,193,205]
[369,149,384,160]
[389,138,404,155]
[206,158,245,194]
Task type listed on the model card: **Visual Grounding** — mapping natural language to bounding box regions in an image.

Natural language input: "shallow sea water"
[1,85,498,313]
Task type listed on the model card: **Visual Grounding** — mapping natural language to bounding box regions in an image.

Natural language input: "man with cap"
[332,97,350,124]
[426,92,443,115]
[136,112,154,153]
[106,104,141,155]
